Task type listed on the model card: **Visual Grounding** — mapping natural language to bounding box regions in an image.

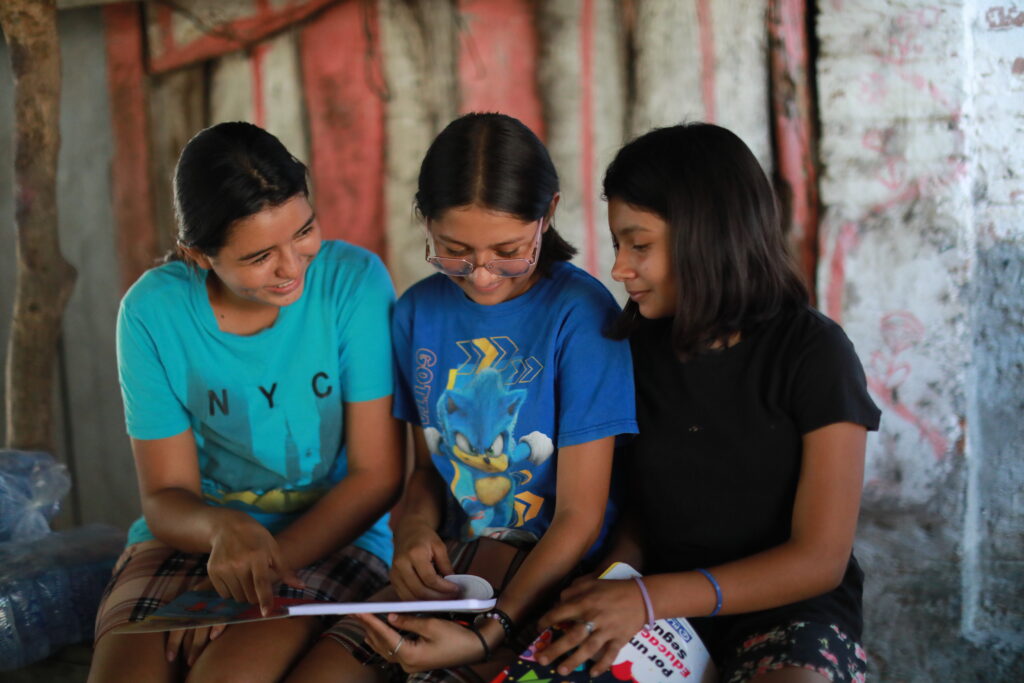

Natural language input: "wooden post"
[0,0,77,453]
[769,0,819,299]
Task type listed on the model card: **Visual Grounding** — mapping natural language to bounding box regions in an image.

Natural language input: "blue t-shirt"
[393,261,637,549]
[116,240,396,564]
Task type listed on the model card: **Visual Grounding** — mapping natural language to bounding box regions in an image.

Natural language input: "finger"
[165,629,184,663]
[556,629,606,676]
[538,602,582,629]
[411,561,459,597]
[207,573,232,601]
[182,628,196,667]
[432,540,455,576]
[210,623,227,641]
[386,612,435,637]
[536,620,593,666]
[535,627,578,666]
[590,640,623,677]
[559,579,598,601]
[215,572,249,605]
[353,613,399,641]
[251,565,276,617]
[186,627,207,667]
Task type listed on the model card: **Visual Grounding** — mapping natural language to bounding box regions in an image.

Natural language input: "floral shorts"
[721,621,868,682]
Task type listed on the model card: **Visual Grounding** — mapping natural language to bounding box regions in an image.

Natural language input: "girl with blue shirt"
[290,113,637,682]
[89,122,404,682]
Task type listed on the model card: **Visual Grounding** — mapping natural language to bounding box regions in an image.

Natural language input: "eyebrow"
[435,233,530,250]
[614,225,653,237]
[238,213,316,262]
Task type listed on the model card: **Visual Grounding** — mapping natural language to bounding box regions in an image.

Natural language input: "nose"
[468,263,500,288]
[611,249,634,282]
[276,246,301,280]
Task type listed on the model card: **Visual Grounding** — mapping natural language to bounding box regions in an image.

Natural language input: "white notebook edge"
[286,597,497,616]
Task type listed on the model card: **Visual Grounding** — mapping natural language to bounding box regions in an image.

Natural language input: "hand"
[166,624,227,667]
[206,512,305,616]
[165,578,226,666]
[352,613,493,673]
[389,522,460,601]
[537,578,647,677]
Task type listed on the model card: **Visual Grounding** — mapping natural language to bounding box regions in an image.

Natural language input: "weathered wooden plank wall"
[299,0,386,252]
[1,0,781,530]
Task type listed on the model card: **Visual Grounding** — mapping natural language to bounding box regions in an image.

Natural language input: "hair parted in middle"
[172,121,309,261]
[415,112,576,275]
[604,122,808,358]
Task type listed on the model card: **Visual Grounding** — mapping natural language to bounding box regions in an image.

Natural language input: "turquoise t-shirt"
[116,240,395,564]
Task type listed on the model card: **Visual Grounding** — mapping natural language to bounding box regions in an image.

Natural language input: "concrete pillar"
[817,1,1023,677]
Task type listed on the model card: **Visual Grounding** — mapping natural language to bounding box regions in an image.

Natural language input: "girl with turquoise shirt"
[89,122,403,682]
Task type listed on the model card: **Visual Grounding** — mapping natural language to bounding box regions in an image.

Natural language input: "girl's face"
[191,194,321,310]
[609,198,676,319]
[429,204,548,306]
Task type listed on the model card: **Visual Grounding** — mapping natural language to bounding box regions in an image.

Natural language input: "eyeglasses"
[425,218,543,278]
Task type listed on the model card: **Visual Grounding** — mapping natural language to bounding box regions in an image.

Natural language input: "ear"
[543,193,561,232]
[180,244,213,270]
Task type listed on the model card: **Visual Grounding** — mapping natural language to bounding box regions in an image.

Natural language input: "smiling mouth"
[267,278,300,294]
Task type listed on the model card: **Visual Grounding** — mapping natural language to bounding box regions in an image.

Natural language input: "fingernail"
[166,651,175,663]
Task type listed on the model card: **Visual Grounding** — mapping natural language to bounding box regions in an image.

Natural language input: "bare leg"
[285,637,388,683]
[88,631,179,683]
[185,616,321,683]
[751,666,831,682]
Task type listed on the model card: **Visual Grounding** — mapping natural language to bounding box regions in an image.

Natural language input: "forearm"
[595,510,645,573]
[495,509,602,625]
[648,538,852,620]
[275,467,403,569]
[393,464,447,539]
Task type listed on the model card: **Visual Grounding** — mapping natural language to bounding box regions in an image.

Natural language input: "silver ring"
[583,620,596,635]
[387,635,405,657]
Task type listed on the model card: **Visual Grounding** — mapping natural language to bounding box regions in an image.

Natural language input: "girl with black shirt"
[536,123,880,683]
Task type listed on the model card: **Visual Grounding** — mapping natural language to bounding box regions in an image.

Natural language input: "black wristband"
[468,623,491,662]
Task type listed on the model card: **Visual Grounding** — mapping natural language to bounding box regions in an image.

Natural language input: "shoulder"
[395,273,451,314]
[543,261,621,314]
[780,306,859,355]
[759,305,869,381]
[309,241,395,308]
[120,261,193,318]
[314,240,389,282]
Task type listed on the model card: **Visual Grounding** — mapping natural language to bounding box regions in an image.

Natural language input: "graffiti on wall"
[824,5,967,463]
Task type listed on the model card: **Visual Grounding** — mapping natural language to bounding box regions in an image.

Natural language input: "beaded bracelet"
[474,608,515,642]
[695,568,723,617]
[632,576,656,630]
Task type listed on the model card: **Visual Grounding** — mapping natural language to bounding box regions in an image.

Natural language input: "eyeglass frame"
[424,217,545,278]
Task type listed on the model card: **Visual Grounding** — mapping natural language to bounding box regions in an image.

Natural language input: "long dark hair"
[605,123,808,358]
[415,112,575,275]
[172,121,309,259]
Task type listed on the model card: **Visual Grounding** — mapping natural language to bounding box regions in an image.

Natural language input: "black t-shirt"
[626,304,881,658]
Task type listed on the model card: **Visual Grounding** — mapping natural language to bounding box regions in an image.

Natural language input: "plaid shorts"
[721,621,868,683]
[323,537,536,683]
[93,539,389,642]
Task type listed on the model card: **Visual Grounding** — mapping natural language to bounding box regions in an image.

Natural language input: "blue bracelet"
[695,568,722,617]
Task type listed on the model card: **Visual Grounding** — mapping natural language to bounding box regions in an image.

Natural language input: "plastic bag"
[0,450,72,542]
[0,523,125,671]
